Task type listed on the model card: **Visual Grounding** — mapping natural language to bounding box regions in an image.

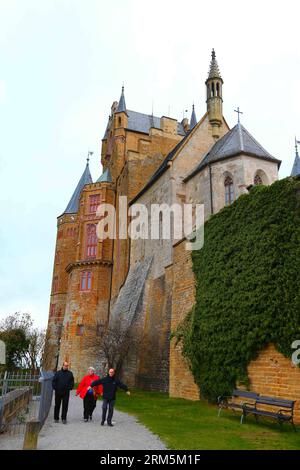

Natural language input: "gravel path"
[0,391,166,450]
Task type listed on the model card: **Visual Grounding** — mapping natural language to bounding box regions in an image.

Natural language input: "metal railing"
[38,371,54,427]
[0,369,54,442]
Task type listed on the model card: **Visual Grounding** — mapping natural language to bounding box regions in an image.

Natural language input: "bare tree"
[23,327,46,371]
[85,317,141,373]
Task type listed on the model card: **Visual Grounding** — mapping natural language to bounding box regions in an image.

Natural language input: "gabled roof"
[97,167,112,183]
[291,143,300,176]
[63,162,93,214]
[184,123,281,182]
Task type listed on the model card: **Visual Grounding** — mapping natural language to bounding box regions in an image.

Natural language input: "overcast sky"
[0,0,299,328]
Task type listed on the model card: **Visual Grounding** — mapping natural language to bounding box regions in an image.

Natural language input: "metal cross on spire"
[234,107,243,124]
[87,150,94,164]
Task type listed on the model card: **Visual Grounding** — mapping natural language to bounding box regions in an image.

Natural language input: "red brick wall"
[247,344,300,424]
[169,239,199,400]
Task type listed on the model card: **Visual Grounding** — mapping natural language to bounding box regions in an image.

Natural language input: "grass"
[115,389,300,450]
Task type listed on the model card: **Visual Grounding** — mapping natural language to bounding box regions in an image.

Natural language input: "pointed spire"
[97,167,112,183]
[291,138,300,176]
[207,48,222,80]
[116,86,127,113]
[63,160,93,214]
[190,104,197,129]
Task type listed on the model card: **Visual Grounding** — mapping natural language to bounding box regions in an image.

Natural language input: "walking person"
[52,361,74,424]
[76,367,103,422]
[89,368,130,427]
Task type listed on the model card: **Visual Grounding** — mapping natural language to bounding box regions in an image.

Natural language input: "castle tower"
[43,160,92,370]
[56,166,115,380]
[205,49,223,139]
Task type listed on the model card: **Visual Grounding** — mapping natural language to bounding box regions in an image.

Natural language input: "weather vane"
[87,150,94,164]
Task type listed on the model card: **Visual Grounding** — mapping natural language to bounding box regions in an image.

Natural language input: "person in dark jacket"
[89,368,130,426]
[52,361,74,424]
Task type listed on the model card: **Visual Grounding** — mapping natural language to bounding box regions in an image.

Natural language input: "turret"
[114,86,128,129]
[205,49,223,139]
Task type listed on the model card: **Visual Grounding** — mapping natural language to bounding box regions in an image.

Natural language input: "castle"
[43,51,300,415]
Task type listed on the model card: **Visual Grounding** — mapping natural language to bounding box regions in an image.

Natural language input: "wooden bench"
[218,389,259,421]
[242,395,296,431]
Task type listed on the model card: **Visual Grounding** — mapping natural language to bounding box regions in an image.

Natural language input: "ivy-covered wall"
[178,177,300,401]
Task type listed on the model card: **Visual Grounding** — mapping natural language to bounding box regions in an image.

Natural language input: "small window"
[50,304,56,317]
[224,176,234,205]
[89,195,100,213]
[96,323,105,336]
[52,276,59,294]
[80,271,92,291]
[159,212,163,245]
[55,251,61,264]
[254,174,263,185]
[85,224,97,259]
[66,227,77,237]
[76,325,84,336]
[118,117,122,126]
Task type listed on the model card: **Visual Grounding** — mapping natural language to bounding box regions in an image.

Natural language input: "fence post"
[23,420,40,450]
[2,371,8,396]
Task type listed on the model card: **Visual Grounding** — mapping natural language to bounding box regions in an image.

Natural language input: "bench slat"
[232,389,259,399]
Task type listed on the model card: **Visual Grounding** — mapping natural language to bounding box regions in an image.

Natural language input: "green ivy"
[175,177,300,402]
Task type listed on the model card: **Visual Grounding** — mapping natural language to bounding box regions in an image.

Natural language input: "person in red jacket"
[76,367,103,422]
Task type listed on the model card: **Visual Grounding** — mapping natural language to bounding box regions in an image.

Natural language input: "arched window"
[207,85,210,99]
[80,271,92,291]
[254,174,263,185]
[211,82,215,97]
[76,325,84,336]
[224,176,234,205]
[85,224,97,259]
[159,212,163,245]
[216,82,220,97]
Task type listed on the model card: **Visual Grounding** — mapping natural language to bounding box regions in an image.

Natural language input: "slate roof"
[102,110,186,139]
[116,86,126,113]
[184,123,281,182]
[63,162,93,214]
[97,167,112,183]
[127,110,186,136]
[190,104,197,129]
[291,145,300,176]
